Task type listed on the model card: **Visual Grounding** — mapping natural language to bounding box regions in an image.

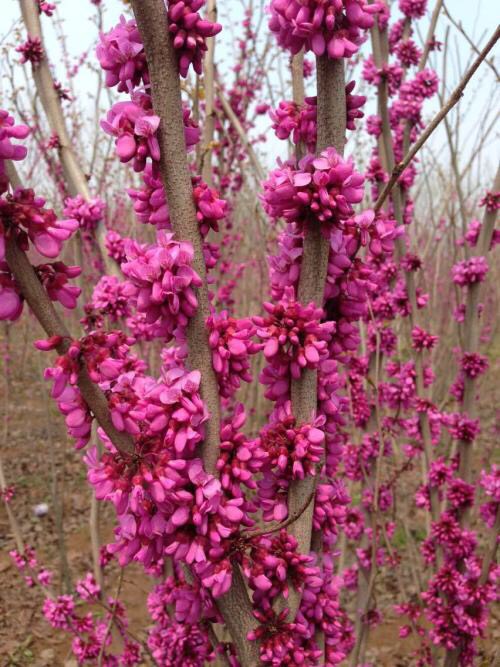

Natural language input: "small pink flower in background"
[16,36,44,65]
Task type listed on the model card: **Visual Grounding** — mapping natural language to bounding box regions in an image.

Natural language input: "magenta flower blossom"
[399,0,428,18]
[37,1,56,16]
[257,402,325,480]
[147,618,214,666]
[0,263,23,321]
[479,190,500,212]
[411,326,439,351]
[362,56,404,96]
[270,83,365,150]
[460,352,488,379]
[91,274,131,321]
[16,36,44,65]
[262,147,364,232]
[0,110,29,193]
[255,287,334,387]
[128,171,219,235]
[75,573,101,600]
[270,98,317,152]
[217,404,265,496]
[452,256,489,287]
[443,413,480,443]
[105,230,129,267]
[167,0,223,77]
[122,232,202,341]
[35,262,82,310]
[63,195,105,233]
[395,38,422,67]
[101,95,161,172]
[96,16,149,92]
[207,311,259,397]
[43,595,75,630]
[313,479,349,544]
[0,188,78,258]
[269,0,382,59]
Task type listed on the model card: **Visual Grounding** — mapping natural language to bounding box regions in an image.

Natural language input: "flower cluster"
[269,0,382,59]
[35,262,82,310]
[452,256,489,287]
[63,195,105,233]
[255,288,334,401]
[270,83,365,152]
[42,579,141,664]
[262,147,364,233]
[207,311,259,398]
[0,188,78,258]
[167,0,223,77]
[16,36,44,65]
[96,15,149,92]
[121,232,202,342]
[257,402,325,480]
[0,110,29,194]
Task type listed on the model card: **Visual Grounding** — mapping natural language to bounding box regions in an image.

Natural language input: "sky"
[0,0,498,178]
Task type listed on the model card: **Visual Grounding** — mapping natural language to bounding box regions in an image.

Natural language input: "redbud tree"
[0,0,499,666]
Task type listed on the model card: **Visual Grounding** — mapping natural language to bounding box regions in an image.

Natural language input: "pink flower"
[0,110,29,192]
[168,0,222,77]
[411,326,438,351]
[96,16,149,92]
[35,262,82,309]
[262,148,364,232]
[76,573,101,600]
[399,0,428,19]
[16,36,44,65]
[207,311,259,397]
[452,257,489,287]
[0,188,78,258]
[257,402,325,480]
[269,0,382,59]
[122,232,202,341]
[101,95,161,172]
[0,263,23,321]
[63,195,105,233]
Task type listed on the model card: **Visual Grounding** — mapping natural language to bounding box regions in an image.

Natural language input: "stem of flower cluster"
[129,2,258,665]
[17,0,118,277]
[286,56,346,620]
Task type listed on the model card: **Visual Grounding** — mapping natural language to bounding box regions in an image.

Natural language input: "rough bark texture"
[287,56,346,619]
[129,3,258,664]
[130,0,221,477]
[18,0,117,277]
[456,167,500,481]
[200,0,217,186]
[5,231,134,456]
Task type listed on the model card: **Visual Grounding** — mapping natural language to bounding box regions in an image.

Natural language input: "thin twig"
[374,25,500,212]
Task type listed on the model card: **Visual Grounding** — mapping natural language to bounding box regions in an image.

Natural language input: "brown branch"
[130,0,221,477]
[200,0,217,186]
[374,25,500,212]
[17,0,118,277]
[4,225,134,456]
[479,505,500,586]
[216,85,266,182]
[456,166,500,481]
[418,0,444,70]
[442,3,500,81]
[243,489,315,540]
[286,56,346,620]
[129,3,258,665]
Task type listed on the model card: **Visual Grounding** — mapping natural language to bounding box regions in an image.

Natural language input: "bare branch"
[374,25,500,212]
